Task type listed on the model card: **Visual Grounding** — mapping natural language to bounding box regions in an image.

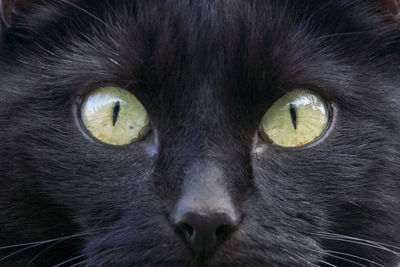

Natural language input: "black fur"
[0,0,399,266]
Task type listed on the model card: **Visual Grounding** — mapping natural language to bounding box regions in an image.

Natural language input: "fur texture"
[0,0,399,266]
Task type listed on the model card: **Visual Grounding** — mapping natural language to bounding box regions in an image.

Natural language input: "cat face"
[0,0,399,266]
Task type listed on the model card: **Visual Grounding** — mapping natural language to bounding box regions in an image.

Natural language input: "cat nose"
[170,160,241,256]
[173,207,239,256]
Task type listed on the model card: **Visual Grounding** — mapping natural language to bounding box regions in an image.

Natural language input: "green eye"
[259,89,329,147]
[81,86,150,145]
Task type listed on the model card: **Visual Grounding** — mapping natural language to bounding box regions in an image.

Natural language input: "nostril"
[180,222,193,241]
[215,224,231,240]
[173,210,239,256]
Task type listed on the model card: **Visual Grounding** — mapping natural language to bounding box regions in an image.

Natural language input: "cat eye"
[259,89,329,147]
[80,86,150,145]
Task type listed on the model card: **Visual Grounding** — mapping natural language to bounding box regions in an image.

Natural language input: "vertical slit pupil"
[289,103,297,129]
[113,101,120,126]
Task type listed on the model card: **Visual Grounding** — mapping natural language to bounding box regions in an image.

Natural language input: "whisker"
[26,239,65,267]
[0,243,40,263]
[324,252,368,267]
[55,0,108,27]
[326,237,399,256]
[317,232,400,251]
[315,234,400,257]
[305,0,336,25]
[318,259,338,267]
[68,259,88,267]
[0,233,89,250]
[325,250,386,267]
[53,254,87,267]
[313,30,378,40]
[0,226,118,251]
[305,246,366,267]
[0,226,118,263]
[62,247,122,267]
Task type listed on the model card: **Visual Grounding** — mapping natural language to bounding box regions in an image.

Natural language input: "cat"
[0,0,400,266]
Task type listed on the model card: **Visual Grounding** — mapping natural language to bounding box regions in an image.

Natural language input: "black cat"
[0,0,399,266]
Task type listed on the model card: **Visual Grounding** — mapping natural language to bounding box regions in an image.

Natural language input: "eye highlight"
[81,86,150,146]
[259,89,329,147]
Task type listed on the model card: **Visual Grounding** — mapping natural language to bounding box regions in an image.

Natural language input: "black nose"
[170,160,241,256]
[173,210,238,256]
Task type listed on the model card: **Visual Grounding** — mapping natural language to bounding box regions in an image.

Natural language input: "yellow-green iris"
[260,89,329,147]
[81,86,150,145]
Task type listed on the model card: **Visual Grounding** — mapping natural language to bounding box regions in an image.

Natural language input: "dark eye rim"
[257,94,335,150]
[73,83,153,149]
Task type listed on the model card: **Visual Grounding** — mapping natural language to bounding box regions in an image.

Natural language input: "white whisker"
[323,252,368,267]
[325,250,386,267]
[63,247,122,267]
[56,0,108,26]
[0,226,117,263]
[0,232,89,250]
[313,30,377,40]
[26,239,65,266]
[53,254,87,267]
[318,232,400,251]
[315,234,400,257]
[0,244,39,263]
[318,259,338,267]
